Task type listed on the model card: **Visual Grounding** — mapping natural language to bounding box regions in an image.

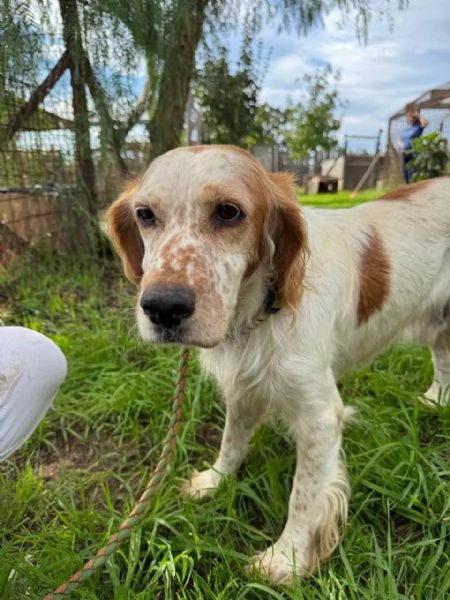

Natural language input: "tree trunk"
[186,90,194,145]
[59,0,98,221]
[148,0,208,161]
[314,150,320,174]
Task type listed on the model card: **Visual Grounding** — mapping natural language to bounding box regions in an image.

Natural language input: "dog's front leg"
[182,393,267,499]
[251,371,350,583]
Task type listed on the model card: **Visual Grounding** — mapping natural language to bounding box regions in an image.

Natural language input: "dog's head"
[107,145,308,348]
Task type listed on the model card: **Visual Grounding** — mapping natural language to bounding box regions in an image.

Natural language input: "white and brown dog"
[107,144,450,583]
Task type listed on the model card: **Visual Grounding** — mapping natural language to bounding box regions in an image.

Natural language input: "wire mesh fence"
[0,70,148,265]
[1,73,82,259]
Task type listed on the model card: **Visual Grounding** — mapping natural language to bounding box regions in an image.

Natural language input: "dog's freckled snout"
[140,285,195,328]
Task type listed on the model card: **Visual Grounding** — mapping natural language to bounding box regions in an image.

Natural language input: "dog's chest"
[200,330,286,401]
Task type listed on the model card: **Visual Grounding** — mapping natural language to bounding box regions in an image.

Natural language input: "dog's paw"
[180,468,223,499]
[246,541,308,584]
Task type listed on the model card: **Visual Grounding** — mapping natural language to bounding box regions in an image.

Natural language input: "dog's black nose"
[140,285,195,328]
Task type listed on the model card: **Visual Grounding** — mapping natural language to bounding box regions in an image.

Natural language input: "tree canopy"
[195,29,267,146]
[284,64,348,159]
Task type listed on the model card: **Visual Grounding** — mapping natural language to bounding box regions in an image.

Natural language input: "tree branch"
[59,0,98,218]
[0,50,70,150]
[80,49,129,176]
[120,80,151,140]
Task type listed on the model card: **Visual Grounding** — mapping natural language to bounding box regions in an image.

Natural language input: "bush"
[411,131,449,181]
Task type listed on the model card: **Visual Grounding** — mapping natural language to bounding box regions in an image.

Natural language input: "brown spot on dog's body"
[357,227,390,325]
[378,179,432,201]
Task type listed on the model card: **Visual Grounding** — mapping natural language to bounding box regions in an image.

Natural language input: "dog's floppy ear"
[265,172,309,312]
[107,182,144,285]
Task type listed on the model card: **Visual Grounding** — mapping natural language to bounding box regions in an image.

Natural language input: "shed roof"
[389,82,450,120]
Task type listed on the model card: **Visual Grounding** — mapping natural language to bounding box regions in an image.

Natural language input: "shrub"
[411,131,449,181]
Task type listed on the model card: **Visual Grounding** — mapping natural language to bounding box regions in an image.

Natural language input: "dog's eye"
[214,203,243,225]
[136,207,155,226]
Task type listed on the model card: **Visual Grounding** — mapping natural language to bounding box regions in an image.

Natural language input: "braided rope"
[43,348,190,600]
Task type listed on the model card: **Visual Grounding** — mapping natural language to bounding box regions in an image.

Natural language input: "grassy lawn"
[300,187,383,208]
[0,190,449,599]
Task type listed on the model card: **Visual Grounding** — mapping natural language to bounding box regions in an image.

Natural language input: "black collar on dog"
[253,287,280,327]
[230,285,281,336]
[263,286,281,315]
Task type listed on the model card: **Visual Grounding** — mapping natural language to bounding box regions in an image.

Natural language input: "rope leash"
[43,348,190,600]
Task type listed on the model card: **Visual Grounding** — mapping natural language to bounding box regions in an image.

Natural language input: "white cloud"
[257,0,450,148]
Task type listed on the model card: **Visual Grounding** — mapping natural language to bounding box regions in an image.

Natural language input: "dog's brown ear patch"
[378,179,431,201]
[107,180,144,285]
[357,227,390,325]
[266,172,309,312]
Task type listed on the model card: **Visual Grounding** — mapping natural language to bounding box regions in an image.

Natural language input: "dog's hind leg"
[423,301,450,406]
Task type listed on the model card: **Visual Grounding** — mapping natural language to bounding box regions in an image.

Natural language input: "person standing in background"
[397,103,429,184]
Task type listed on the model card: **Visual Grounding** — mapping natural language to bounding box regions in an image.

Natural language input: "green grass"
[300,187,383,208]
[0,190,449,599]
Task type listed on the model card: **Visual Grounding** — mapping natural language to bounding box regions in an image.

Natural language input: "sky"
[254,0,450,149]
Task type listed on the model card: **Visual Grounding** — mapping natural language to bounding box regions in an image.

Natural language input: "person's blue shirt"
[401,122,424,152]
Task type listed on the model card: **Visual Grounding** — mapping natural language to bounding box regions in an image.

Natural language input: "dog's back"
[302,177,450,374]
